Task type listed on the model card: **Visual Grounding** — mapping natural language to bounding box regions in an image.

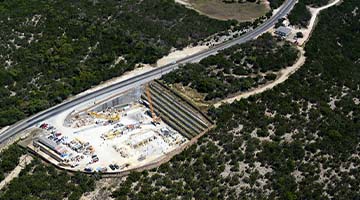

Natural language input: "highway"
[0,0,296,144]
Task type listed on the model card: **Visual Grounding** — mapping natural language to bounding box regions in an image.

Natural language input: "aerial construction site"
[25,81,212,173]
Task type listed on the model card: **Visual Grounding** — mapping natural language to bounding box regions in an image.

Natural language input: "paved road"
[0,0,296,144]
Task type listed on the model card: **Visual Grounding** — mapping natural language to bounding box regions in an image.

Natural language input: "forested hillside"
[111,0,360,199]
[0,158,95,200]
[0,145,24,182]
[0,0,232,127]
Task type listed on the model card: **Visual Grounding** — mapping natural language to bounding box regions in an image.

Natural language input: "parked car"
[84,167,93,172]
[114,164,119,169]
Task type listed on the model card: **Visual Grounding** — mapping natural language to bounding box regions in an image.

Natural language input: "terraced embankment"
[141,81,212,139]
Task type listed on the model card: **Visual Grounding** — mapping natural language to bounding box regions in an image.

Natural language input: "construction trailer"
[33,136,66,162]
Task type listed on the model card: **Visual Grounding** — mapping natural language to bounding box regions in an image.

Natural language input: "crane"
[145,84,160,125]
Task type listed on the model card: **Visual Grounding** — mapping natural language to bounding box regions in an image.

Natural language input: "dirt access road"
[214,0,342,108]
[0,154,33,190]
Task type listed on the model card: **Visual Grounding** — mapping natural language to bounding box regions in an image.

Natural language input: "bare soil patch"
[178,0,270,22]
[171,83,210,110]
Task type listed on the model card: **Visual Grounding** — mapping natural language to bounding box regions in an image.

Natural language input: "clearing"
[176,0,270,22]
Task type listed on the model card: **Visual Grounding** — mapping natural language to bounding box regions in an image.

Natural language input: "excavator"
[145,84,161,126]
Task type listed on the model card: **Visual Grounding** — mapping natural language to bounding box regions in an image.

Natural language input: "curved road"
[0,0,296,144]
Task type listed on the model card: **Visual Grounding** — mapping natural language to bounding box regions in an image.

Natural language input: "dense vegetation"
[288,0,331,27]
[0,145,25,181]
[0,0,233,127]
[288,1,312,27]
[302,0,330,7]
[111,0,360,199]
[163,33,298,100]
[268,0,286,9]
[0,158,95,200]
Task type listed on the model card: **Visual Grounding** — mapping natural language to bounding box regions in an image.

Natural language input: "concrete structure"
[275,26,292,37]
[33,137,66,162]
[91,87,143,112]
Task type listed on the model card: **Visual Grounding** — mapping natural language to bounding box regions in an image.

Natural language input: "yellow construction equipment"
[88,111,120,121]
[110,114,120,121]
[102,130,121,140]
[146,84,160,125]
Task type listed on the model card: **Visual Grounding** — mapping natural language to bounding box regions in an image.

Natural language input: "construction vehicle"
[88,111,120,122]
[102,130,121,140]
[145,84,161,125]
